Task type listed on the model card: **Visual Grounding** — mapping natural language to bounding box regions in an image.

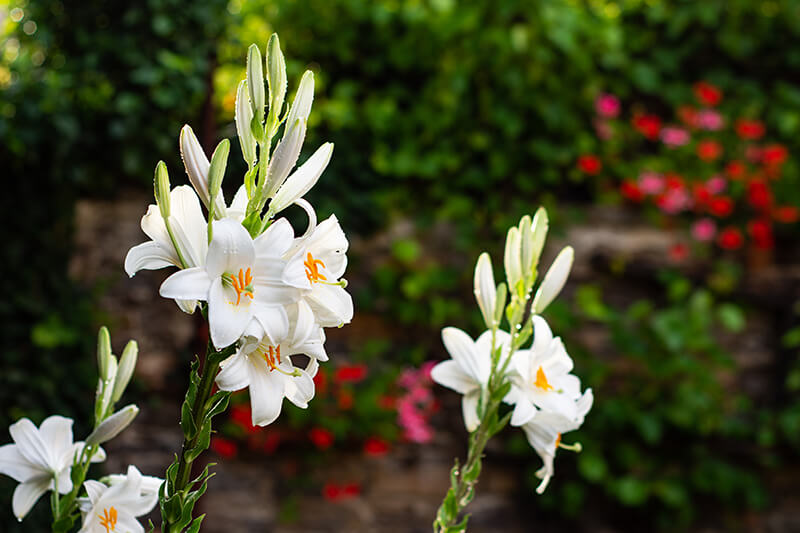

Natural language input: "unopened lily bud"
[235,80,257,166]
[284,70,314,140]
[95,356,117,422]
[207,139,230,220]
[247,44,265,128]
[518,215,532,275]
[503,226,522,295]
[493,282,507,326]
[154,161,170,219]
[264,118,306,200]
[96,327,113,382]
[112,340,138,403]
[529,207,549,272]
[266,33,287,134]
[87,404,139,445]
[532,246,574,314]
[473,252,497,329]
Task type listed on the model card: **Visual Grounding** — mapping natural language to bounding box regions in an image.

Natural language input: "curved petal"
[83,480,106,505]
[510,397,537,427]
[209,278,253,349]
[532,246,574,314]
[306,284,353,327]
[441,328,487,385]
[169,185,208,267]
[0,444,40,482]
[461,391,481,432]
[227,185,249,222]
[215,354,251,392]
[139,204,170,246]
[206,219,255,278]
[9,419,51,468]
[38,416,74,468]
[12,478,49,519]
[53,466,73,495]
[114,514,145,533]
[252,303,289,346]
[254,218,294,258]
[247,359,285,426]
[269,142,333,215]
[531,315,554,356]
[304,215,348,279]
[175,299,199,315]
[159,268,211,301]
[282,250,312,290]
[288,301,316,346]
[124,242,176,277]
[284,369,315,408]
[430,360,476,395]
[264,118,307,199]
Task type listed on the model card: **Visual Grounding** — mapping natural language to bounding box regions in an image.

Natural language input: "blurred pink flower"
[656,187,691,214]
[595,93,620,118]
[594,119,613,140]
[638,171,664,195]
[697,110,724,131]
[660,126,690,147]
[705,175,727,195]
[691,218,717,242]
[397,397,434,443]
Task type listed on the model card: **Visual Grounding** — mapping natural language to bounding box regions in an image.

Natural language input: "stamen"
[558,440,582,453]
[534,366,554,391]
[226,267,254,305]
[257,342,301,377]
[304,252,327,283]
[98,506,117,532]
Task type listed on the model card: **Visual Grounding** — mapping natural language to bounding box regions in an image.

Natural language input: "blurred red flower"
[577,154,602,175]
[708,196,734,218]
[748,219,774,249]
[774,206,800,223]
[210,436,238,459]
[263,431,281,454]
[230,404,258,434]
[377,395,396,410]
[309,427,335,450]
[693,81,722,106]
[669,243,689,262]
[342,483,361,497]
[334,364,368,384]
[363,437,391,457]
[735,119,765,140]
[693,184,711,208]
[313,370,328,396]
[323,483,342,501]
[677,105,699,128]
[717,227,743,250]
[747,180,773,211]
[725,160,746,180]
[337,390,354,410]
[761,144,788,167]
[620,181,644,202]
[633,114,661,140]
[697,140,722,161]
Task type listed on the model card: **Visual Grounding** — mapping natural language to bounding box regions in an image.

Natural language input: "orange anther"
[534,366,554,392]
[229,267,254,305]
[262,345,282,371]
[304,252,327,283]
[98,506,117,532]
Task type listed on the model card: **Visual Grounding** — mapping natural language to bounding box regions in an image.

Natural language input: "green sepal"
[489,410,513,438]
[183,421,211,463]
[52,513,77,533]
[181,399,196,440]
[186,515,206,533]
[204,390,231,420]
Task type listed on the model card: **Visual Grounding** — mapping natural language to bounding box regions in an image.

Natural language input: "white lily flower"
[531,246,574,314]
[473,252,497,329]
[78,465,160,533]
[431,328,512,431]
[285,214,353,328]
[159,218,304,349]
[215,304,320,426]
[506,315,584,426]
[180,125,228,218]
[124,185,208,314]
[521,389,593,494]
[0,416,105,520]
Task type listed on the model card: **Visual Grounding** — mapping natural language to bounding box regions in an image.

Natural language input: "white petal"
[306,284,353,327]
[254,218,294,257]
[38,416,74,467]
[124,242,176,277]
[264,118,306,199]
[473,253,496,328]
[169,185,208,267]
[531,315,554,358]
[269,142,333,215]
[0,444,40,482]
[503,226,522,290]
[114,514,145,533]
[529,207,549,271]
[9,419,51,468]
[206,219,255,278]
[284,369,315,408]
[176,299,199,314]
[248,359,285,426]
[282,250,312,289]
[159,267,212,301]
[139,204,170,245]
[216,354,251,391]
[209,278,253,349]
[227,185,249,222]
[288,301,315,347]
[180,124,226,216]
[12,478,49,520]
[235,79,257,165]
[430,360,476,395]
[441,328,488,385]
[303,215,348,279]
[284,71,314,140]
[532,246,574,314]
[510,397,537,427]
[53,466,73,495]
[252,304,290,345]
[83,480,106,505]
[461,391,481,432]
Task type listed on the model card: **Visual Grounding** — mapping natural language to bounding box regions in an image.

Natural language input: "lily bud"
[503,226,522,296]
[529,207,549,273]
[518,215,532,276]
[493,282,507,326]
[95,356,117,422]
[96,327,113,382]
[154,161,170,219]
[264,118,306,201]
[235,80,256,166]
[266,33,287,135]
[473,253,497,329]
[268,142,333,216]
[207,139,230,220]
[247,44,265,129]
[86,404,139,445]
[180,125,227,217]
[112,340,138,403]
[532,246,574,314]
[284,70,314,140]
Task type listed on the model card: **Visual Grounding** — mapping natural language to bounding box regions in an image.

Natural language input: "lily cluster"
[433,209,592,532]
[0,328,163,532]
[124,34,352,428]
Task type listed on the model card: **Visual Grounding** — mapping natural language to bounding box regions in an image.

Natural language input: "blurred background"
[2,0,800,531]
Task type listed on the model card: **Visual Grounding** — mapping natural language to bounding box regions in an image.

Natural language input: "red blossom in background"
[669,243,689,262]
[708,196,734,218]
[775,206,800,224]
[334,364,369,384]
[725,160,746,180]
[761,144,788,167]
[693,81,722,106]
[633,114,662,140]
[735,119,765,140]
[337,390,354,410]
[363,437,391,457]
[718,227,744,250]
[748,219,774,249]
[309,427,335,450]
[577,154,602,174]
[697,140,722,161]
[620,181,644,202]
[313,370,328,396]
[678,105,699,128]
[210,436,238,459]
[747,180,773,211]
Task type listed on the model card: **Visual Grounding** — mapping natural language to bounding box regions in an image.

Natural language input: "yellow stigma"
[534,366,554,391]
[227,267,254,305]
[304,252,327,283]
[98,506,117,532]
